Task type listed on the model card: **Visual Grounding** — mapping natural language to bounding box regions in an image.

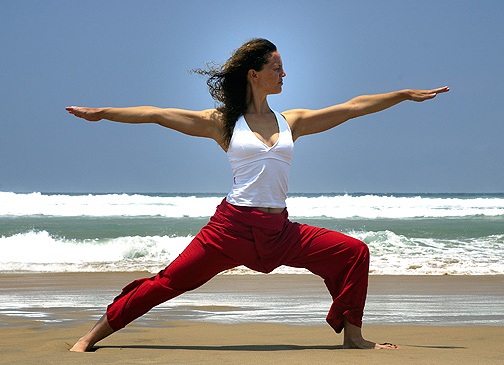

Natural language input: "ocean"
[1,192,503,327]
[1,192,503,275]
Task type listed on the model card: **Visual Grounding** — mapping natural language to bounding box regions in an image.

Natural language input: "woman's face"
[254,51,286,95]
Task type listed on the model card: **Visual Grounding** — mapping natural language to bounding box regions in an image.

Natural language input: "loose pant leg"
[106,232,239,331]
[281,223,370,333]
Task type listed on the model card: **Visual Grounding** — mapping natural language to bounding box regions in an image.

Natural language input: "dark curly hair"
[193,38,277,148]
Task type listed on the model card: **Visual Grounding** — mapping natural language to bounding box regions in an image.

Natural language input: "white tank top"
[226,110,294,208]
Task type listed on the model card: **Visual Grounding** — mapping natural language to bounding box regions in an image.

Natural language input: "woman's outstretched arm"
[284,86,449,141]
[66,106,226,148]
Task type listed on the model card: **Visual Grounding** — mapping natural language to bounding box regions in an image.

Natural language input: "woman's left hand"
[407,86,450,102]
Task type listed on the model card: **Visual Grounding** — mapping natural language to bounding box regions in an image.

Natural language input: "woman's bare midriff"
[255,207,285,214]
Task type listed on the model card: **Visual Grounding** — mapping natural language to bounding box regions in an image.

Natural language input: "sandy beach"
[1,273,503,364]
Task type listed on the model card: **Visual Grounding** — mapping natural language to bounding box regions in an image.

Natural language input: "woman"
[66,38,449,352]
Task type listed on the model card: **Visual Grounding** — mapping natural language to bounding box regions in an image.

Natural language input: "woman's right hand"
[66,106,103,122]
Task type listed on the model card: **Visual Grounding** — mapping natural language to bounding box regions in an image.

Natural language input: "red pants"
[107,199,369,333]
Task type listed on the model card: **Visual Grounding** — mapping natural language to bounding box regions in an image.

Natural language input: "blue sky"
[1,0,503,193]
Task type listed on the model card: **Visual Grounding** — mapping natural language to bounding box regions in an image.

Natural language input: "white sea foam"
[286,194,504,219]
[354,231,504,275]
[0,230,192,273]
[0,192,222,218]
[1,192,504,218]
[2,229,502,275]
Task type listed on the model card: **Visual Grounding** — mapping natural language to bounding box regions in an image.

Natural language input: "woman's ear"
[248,69,258,80]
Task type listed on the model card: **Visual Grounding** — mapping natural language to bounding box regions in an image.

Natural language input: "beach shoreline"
[1,273,503,364]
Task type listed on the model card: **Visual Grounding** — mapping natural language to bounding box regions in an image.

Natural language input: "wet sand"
[0,273,503,364]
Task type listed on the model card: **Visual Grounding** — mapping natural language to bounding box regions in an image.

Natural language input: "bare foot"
[69,314,115,352]
[70,337,94,352]
[343,320,398,349]
[343,338,398,349]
